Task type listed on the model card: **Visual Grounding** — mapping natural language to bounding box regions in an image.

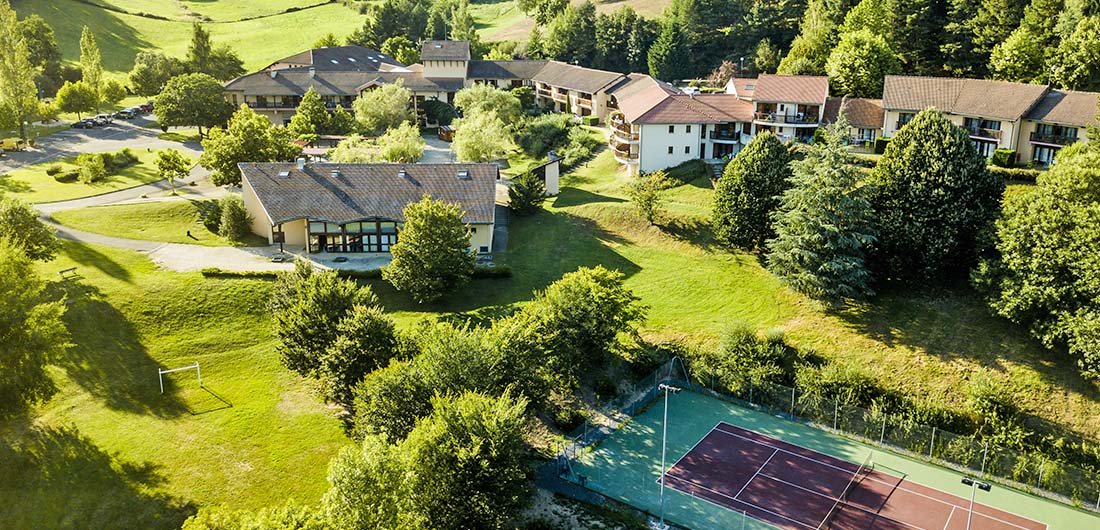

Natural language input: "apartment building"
[750,75,829,143]
[881,76,1094,165]
[822,97,885,148]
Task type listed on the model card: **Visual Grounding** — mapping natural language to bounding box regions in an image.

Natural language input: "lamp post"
[657,383,681,529]
[739,56,744,77]
[961,477,991,530]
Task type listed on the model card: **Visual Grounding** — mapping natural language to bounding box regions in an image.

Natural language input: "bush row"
[201,263,511,280]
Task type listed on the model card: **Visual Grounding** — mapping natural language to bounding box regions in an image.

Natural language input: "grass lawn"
[1,241,347,529]
[51,199,270,247]
[476,0,674,41]
[12,0,367,76]
[0,148,170,204]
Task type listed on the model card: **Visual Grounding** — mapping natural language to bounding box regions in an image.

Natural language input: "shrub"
[581,116,598,126]
[664,159,709,183]
[795,362,882,405]
[202,200,222,233]
[515,113,571,157]
[508,171,546,215]
[45,164,63,176]
[217,196,252,241]
[874,136,890,154]
[76,153,106,184]
[422,99,457,126]
[53,170,78,183]
[991,148,1016,168]
[987,165,1041,183]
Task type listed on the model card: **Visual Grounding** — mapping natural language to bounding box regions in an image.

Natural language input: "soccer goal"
[158,363,202,394]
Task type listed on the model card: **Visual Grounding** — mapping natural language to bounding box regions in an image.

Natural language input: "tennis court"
[663,422,1046,530]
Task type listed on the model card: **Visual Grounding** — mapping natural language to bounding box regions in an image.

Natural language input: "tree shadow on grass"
[367,209,640,319]
[0,173,32,195]
[59,242,133,282]
[658,215,719,252]
[0,422,193,530]
[53,282,190,418]
[551,186,626,209]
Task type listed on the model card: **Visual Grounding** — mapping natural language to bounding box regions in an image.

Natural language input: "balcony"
[246,101,297,110]
[753,112,819,125]
[552,92,568,103]
[536,88,553,98]
[964,126,1002,141]
[610,142,638,164]
[895,119,911,130]
[576,97,593,108]
[1029,131,1078,146]
[709,130,742,143]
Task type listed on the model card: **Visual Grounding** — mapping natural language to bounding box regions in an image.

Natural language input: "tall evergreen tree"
[0,1,40,138]
[78,25,102,110]
[595,7,641,72]
[779,0,838,74]
[648,18,692,80]
[626,19,658,72]
[970,0,1030,57]
[870,109,1004,282]
[525,26,545,59]
[712,132,793,250]
[543,1,597,65]
[187,23,213,75]
[450,0,481,56]
[288,87,330,138]
[765,115,877,304]
[941,0,986,76]
[887,0,947,75]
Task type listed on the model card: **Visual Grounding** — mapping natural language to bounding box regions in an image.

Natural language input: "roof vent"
[270,70,278,79]
[434,43,443,48]
[296,158,305,170]
[330,170,341,178]
[456,170,471,180]
[277,170,291,178]
[309,67,316,78]
[398,169,407,179]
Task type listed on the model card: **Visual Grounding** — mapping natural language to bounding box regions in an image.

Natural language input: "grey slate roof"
[224,70,465,96]
[532,61,625,94]
[268,46,406,71]
[421,40,471,61]
[1025,89,1100,127]
[241,163,497,226]
[467,60,549,80]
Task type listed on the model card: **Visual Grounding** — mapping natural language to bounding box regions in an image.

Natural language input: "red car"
[138,102,153,113]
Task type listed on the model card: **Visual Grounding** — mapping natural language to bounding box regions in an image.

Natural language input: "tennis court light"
[961,477,992,530]
[656,384,681,530]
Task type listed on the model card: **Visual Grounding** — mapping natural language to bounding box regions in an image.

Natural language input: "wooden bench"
[58,267,78,279]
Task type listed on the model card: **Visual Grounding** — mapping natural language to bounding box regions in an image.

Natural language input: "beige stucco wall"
[1017,120,1088,161]
[423,60,468,78]
[242,176,274,242]
[883,110,1020,150]
[469,223,494,253]
[638,122,704,173]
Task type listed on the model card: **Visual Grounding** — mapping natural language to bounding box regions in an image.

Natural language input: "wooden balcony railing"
[1029,131,1078,146]
[964,126,1002,140]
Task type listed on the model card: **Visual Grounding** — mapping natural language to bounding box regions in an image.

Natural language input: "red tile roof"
[751,75,829,104]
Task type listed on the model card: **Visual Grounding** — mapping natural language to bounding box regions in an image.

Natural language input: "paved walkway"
[421,133,456,163]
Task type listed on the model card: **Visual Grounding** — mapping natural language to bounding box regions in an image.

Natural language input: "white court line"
[662,420,728,477]
[734,448,780,500]
[711,424,1046,530]
[943,506,956,530]
[664,474,819,530]
[755,471,924,530]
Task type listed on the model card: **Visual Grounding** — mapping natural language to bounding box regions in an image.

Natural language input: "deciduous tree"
[778,0,837,75]
[156,149,191,194]
[319,305,397,404]
[0,198,59,261]
[454,83,522,125]
[79,25,102,110]
[826,29,900,97]
[128,51,185,97]
[0,0,39,139]
[625,170,672,225]
[353,80,412,134]
[648,18,692,81]
[870,108,1003,282]
[712,132,793,250]
[1050,16,1100,90]
[199,104,301,186]
[452,110,514,162]
[383,196,475,303]
[17,14,63,97]
[288,87,330,138]
[543,0,598,65]
[154,73,235,137]
[380,35,420,65]
[55,80,97,120]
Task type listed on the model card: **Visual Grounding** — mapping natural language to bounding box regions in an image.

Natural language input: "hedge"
[200,263,512,280]
[991,148,1016,168]
[987,165,1041,183]
[664,159,710,183]
[874,137,891,154]
[581,116,599,126]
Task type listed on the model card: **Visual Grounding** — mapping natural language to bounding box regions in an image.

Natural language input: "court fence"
[556,357,1100,516]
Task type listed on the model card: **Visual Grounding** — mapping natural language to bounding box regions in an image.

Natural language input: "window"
[668,146,674,154]
[479,246,490,253]
[684,145,690,154]
[974,140,997,158]
[898,112,915,128]
[686,125,692,133]
[470,227,477,234]
[668,125,675,133]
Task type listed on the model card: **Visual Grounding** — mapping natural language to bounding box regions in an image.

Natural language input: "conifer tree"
[79,25,102,110]
[712,132,793,250]
[648,19,691,80]
[288,87,330,139]
[0,0,40,138]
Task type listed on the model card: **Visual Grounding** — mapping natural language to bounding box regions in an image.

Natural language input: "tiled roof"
[751,75,829,104]
[610,75,752,124]
[241,163,497,226]
[730,78,756,99]
[531,61,625,94]
[1026,89,1099,127]
[364,73,466,93]
[467,60,548,79]
[882,75,1050,121]
[421,40,471,61]
[822,97,884,129]
[609,74,681,122]
[265,46,407,72]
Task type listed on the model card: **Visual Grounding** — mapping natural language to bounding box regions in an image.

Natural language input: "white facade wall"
[423,59,468,78]
[638,123,704,173]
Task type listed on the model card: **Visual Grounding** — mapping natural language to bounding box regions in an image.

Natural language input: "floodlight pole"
[658,383,681,529]
[962,476,991,530]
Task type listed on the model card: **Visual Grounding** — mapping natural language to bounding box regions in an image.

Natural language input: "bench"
[58,267,78,279]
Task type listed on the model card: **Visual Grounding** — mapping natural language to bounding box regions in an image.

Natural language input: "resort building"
[822,97,885,149]
[749,75,829,143]
[1019,89,1096,166]
[240,161,497,254]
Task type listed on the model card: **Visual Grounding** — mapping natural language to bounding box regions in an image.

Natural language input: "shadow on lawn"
[0,173,32,195]
[60,242,132,282]
[0,422,193,529]
[54,283,190,418]
[552,186,626,209]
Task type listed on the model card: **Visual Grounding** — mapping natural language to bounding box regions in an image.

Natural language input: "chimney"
[309,67,316,79]
[296,158,305,170]
[270,70,277,79]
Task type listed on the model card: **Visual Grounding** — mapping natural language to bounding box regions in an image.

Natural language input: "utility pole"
[961,476,991,530]
[657,383,681,529]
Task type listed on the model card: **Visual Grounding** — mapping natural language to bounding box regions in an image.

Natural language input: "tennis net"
[817,452,874,529]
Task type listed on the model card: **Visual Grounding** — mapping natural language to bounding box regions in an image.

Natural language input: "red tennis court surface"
[663,422,1047,530]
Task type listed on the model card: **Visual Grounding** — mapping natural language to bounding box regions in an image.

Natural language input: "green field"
[51,199,269,247]
[475,0,675,41]
[12,0,368,75]
[0,148,170,204]
[2,242,347,529]
[572,390,1100,529]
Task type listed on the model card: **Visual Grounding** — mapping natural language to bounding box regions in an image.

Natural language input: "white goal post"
[158,363,202,394]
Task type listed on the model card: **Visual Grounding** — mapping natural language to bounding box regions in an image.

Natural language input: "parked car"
[114,109,136,119]
[95,113,113,123]
[71,119,95,129]
[138,102,153,113]
[92,115,111,126]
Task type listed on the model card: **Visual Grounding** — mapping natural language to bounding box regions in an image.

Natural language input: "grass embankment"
[0,148,167,204]
[51,199,270,247]
[0,242,347,529]
[474,0,675,41]
[12,0,366,76]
